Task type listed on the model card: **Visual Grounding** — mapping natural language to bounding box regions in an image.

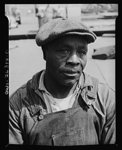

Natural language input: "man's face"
[44,35,88,87]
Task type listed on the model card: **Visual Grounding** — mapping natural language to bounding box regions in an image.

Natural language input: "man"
[9,18,115,145]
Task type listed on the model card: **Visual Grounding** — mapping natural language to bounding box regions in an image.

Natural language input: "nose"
[66,52,80,66]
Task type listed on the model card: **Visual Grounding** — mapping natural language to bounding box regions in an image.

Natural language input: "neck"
[44,72,77,99]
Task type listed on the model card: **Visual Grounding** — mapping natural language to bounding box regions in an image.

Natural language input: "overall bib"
[26,77,100,145]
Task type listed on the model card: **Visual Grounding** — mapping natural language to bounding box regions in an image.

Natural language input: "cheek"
[46,54,64,71]
[80,56,87,69]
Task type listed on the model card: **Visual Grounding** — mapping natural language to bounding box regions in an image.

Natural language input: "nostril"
[66,55,80,65]
[66,61,80,66]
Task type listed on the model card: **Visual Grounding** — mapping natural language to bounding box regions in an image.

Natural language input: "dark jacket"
[9,71,115,145]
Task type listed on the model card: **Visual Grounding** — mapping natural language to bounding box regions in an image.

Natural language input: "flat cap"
[35,18,97,46]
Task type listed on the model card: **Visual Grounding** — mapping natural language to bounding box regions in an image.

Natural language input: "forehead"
[48,34,88,48]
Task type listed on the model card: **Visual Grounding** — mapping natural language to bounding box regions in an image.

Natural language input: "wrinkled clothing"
[9,71,116,145]
[38,70,84,112]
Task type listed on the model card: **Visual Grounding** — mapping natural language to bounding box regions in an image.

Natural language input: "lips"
[62,70,79,77]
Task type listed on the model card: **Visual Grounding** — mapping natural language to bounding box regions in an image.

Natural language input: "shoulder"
[97,82,115,105]
[97,82,115,119]
[9,71,44,111]
[85,73,115,103]
[84,73,115,111]
[9,82,28,110]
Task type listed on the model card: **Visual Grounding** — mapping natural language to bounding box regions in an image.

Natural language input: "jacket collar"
[80,73,98,107]
[30,70,44,90]
[30,70,93,89]
[29,70,97,110]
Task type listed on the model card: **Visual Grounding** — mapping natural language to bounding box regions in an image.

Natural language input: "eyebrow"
[57,42,87,47]
[61,44,88,51]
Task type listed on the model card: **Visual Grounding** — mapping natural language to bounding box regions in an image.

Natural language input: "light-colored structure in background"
[66,4,83,19]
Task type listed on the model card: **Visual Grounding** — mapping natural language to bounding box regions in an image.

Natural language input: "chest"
[25,106,100,145]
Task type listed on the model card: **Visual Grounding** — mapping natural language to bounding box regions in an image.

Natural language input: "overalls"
[24,76,100,145]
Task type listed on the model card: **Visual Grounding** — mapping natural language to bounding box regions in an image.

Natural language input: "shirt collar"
[28,71,97,116]
[39,70,50,94]
[30,70,93,91]
[38,70,93,95]
[38,70,79,95]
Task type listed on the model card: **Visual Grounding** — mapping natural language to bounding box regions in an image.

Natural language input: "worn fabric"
[39,70,83,112]
[35,18,97,46]
[9,71,115,145]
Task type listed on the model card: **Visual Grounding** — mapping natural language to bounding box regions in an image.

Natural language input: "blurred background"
[5,4,118,96]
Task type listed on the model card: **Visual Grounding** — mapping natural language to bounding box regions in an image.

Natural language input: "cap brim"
[65,31,96,43]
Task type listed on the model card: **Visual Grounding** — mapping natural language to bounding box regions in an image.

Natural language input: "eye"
[56,48,70,56]
[62,49,70,54]
[77,47,87,56]
[77,50,86,55]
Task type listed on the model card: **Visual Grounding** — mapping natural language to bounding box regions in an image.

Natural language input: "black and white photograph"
[6,4,117,145]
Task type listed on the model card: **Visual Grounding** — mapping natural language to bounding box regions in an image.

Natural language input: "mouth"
[62,71,79,78]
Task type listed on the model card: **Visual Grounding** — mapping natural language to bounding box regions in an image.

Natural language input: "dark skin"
[42,35,88,98]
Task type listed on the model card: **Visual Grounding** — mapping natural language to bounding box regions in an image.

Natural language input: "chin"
[61,79,78,87]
